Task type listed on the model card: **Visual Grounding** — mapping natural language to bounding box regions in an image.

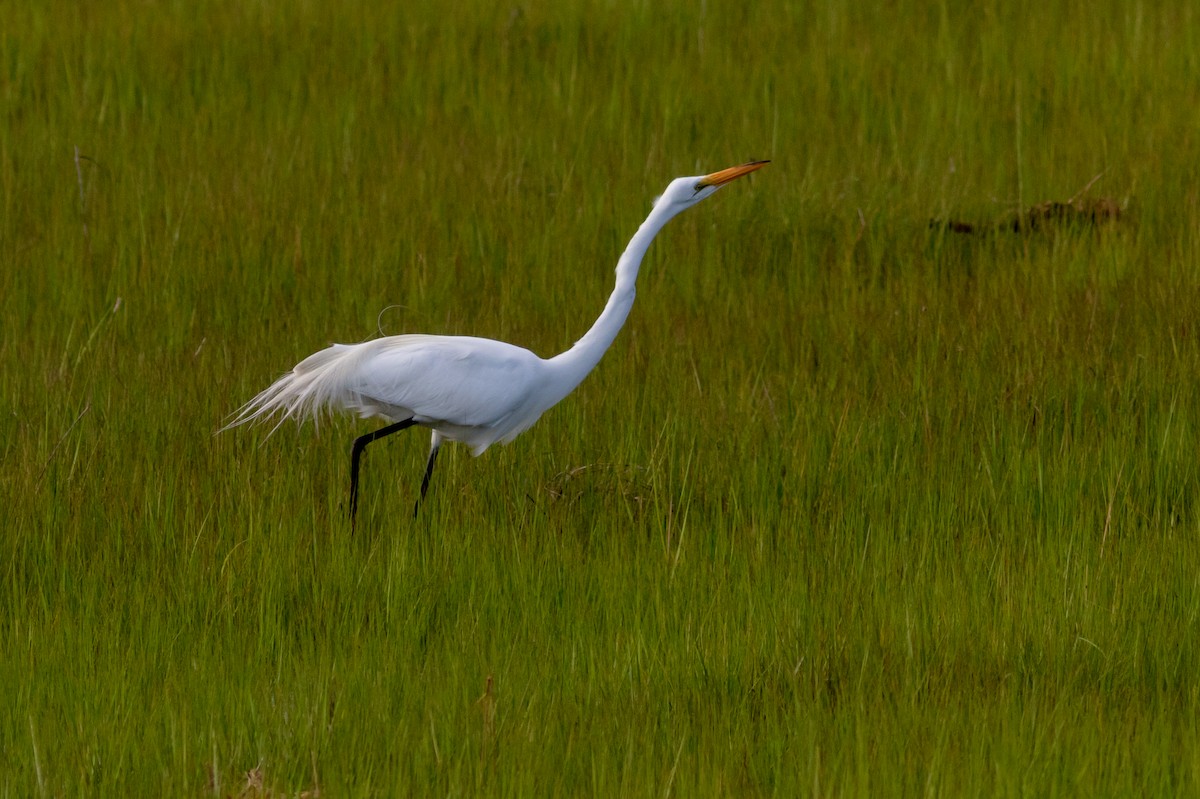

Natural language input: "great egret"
[225,160,768,524]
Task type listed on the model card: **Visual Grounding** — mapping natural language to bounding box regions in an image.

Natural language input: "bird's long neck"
[544,202,679,404]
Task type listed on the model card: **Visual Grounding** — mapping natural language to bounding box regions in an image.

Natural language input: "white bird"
[225,160,768,525]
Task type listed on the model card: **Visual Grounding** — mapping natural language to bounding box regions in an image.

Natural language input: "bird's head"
[653,160,769,212]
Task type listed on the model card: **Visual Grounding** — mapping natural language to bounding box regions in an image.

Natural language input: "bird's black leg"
[349,418,417,530]
[413,441,441,518]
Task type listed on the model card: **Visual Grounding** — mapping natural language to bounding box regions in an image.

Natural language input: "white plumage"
[228,335,549,455]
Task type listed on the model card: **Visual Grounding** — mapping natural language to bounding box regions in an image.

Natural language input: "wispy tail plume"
[219,343,364,436]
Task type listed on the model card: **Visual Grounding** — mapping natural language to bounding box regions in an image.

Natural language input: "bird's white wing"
[223,333,550,454]
[352,335,547,430]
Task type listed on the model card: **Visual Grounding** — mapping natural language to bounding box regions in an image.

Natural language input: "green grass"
[3,0,1200,794]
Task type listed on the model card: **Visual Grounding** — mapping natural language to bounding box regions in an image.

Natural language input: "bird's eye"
[693,182,705,195]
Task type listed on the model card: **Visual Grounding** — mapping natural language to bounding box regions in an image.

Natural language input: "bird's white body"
[225,160,767,518]
[245,334,555,455]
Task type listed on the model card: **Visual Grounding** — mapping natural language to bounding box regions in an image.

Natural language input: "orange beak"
[696,160,770,188]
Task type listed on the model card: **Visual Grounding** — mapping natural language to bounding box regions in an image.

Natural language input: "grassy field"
[3,0,1200,794]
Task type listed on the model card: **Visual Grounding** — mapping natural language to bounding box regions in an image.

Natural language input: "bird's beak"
[696,160,770,189]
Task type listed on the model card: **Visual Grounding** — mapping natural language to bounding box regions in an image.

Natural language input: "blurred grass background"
[2,0,1199,795]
